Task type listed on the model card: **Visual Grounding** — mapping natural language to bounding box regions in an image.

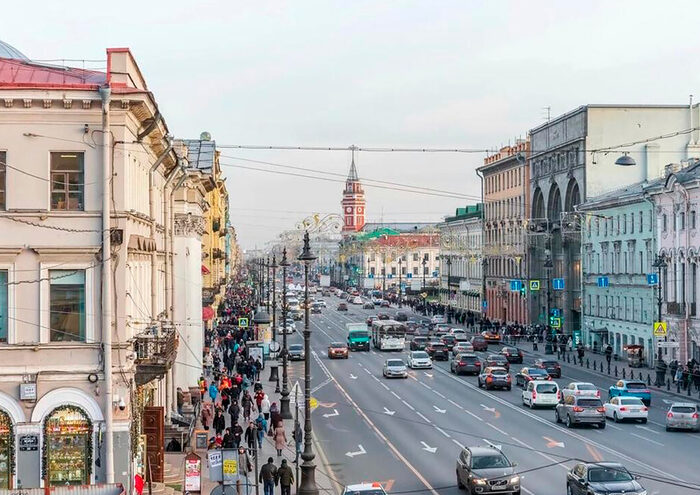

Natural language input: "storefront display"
[0,410,13,489]
[44,406,92,486]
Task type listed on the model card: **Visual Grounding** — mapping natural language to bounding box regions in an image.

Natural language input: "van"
[522,381,560,409]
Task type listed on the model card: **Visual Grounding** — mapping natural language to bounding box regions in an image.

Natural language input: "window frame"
[0,263,15,344]
[49,151,85,211]
[40,261,94,344]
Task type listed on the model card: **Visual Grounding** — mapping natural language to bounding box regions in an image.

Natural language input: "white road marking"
[416,412,432,423]
[433,390,446,399]
[322,409,340,418]
[486,422,508,436]
[401,400,416,411]
[420,441,437,453]
[464,410,483,422]
[379,382,390,391]
[448,399,463,409]
[630,433,664,446]
[432,405,447,414]
[345,444,367,457]
[419,381,432,390]
[451,438,465,449]
[434,426,451,438]
[383,407,396,415]
[391,391,402,400]
[604,422,623,431]
[510,436,566,468]
[635,425,660,435]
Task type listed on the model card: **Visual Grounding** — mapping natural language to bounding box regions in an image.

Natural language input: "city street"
[283,294,700,495]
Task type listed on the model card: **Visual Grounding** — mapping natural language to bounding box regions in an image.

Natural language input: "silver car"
[383,359,408,378]
[666,402,700,431]
[555,395,606,429]
[452,342,474,356]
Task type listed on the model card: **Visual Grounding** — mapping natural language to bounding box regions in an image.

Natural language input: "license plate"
[491,485,506,491]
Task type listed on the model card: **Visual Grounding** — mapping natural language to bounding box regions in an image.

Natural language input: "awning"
[202,306,215,321]
[202,264,211,275]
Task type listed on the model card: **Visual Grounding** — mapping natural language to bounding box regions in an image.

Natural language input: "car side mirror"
[577,478,587,486]
[511,462,518,467]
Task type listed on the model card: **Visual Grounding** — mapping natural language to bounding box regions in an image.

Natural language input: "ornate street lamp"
[446,255,453,324]
[279,247,293,419]
[269,254,279,384]
[297,231,319,495]
[398,257,403,308]
[652,255,668,360]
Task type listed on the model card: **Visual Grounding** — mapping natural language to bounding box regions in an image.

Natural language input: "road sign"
[529,280,540,291]
[657,341,679,348]
[238,317,248,328]
[482,300,488,309]
[550,308,561,317]
[406,273,412,279]
[510,280,523,291]
[597,276,609,288]
[432,271,439,277]
[387,274,393,279]
[653,321,667,337]
[572,329,581,346]
[550,317,561,329]
[552,278,565,290]
[310,397,319,410]
[368,273,374,279]
[647,273,659,286]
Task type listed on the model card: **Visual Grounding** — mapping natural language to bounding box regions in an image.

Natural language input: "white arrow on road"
[350,374,358,380]
[424,372,433,378]
[345,445,366,458]
[480,404,496,413]
[662,399,673,405]
[383,407,396,416]
[323,409,339,418]
[433,405,446,414]
[421,441,437,453]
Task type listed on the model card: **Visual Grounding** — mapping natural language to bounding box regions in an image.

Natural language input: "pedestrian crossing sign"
[238,317,249,328]
[653,321,667,336]
[529,280,540,291]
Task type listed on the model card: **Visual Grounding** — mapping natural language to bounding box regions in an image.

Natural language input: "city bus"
[371,320,407,351]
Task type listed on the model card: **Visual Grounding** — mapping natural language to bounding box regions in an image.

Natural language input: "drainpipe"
[163,165,185,320]
[149,141,173,321]
[99,85,115,484]
[679,184,691,363]
[475,168,486,323]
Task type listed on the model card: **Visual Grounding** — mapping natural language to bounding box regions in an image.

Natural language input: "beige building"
[0,44,182,490]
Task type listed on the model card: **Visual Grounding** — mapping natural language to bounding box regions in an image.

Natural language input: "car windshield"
[344,490,385,495]
[535,383,558,393]
[576,383,596,390]
[289,345,303,351]
[529,368,548,376]
[472,454,510,469]
[588,467,633,482]
[387,360,404,367]
[578,399,602,407]
[504,347,518,353]
[626,382,647,389]
[431,343,446,348]
[330,343,345,348]
[412,352,429,359]
[671,406,696,413]
[490,368,508,376]
[473,337,485,342]
[620,398,644,405]
[349,331,369,338]
[542,361,559,366]
[489,356,507,362]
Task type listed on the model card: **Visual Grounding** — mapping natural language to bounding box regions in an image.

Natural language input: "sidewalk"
[167,367,339,495]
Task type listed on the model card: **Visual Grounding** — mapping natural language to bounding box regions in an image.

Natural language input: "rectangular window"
[381,268,385,276]
[681,212,686,230]
[662,214,667,232]
[413,253,419,262]
[692,211,697,230]
[639,210,643,231]
[423,265,429,275]
[51,152,84,211]
[370,267,375,276]
[49,269,86,342]
[391,267,396,275]
[630,213,634,234]
[0,151,5,210]
[413,267,418,275]
[622,214,627,234]
[0,270,6,342]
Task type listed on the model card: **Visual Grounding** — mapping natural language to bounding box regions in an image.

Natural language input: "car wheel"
[566,484,572,495]
[565,415,572,428]
[507,386,511,391]
[641,418,647,424]
[614,412,620,423]
[599,422,606,429]
[666,426,672,432]
[555,409,561,423]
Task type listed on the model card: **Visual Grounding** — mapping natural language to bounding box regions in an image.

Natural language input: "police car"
[343,482,387,495]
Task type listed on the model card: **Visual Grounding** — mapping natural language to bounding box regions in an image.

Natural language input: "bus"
[371,320,406,351]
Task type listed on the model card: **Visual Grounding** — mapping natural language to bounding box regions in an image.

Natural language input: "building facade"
[579,182,657,365]
[438,205,483,318]
[479,141,530,325]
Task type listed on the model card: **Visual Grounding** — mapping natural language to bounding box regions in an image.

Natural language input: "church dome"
[0,40,29,61]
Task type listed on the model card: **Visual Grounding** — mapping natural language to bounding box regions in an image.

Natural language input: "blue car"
[608,380,651,406]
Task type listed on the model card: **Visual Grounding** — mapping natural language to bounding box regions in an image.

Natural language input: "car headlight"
[509,476,520,484]
[472,479,486,485]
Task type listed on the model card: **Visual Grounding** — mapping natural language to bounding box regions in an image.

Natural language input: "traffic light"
[519,282,527,298]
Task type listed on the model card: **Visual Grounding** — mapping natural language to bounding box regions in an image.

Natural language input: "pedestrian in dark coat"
[276,459,294,495]
[213,409,226,436]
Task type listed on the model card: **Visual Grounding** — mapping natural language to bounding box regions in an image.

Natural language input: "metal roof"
[0,40,28,60]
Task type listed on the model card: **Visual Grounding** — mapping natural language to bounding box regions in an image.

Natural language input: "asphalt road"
[283,294,700,495]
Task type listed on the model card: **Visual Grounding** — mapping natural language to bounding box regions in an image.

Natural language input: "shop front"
[0,409,13,489]
[43,406,92,486]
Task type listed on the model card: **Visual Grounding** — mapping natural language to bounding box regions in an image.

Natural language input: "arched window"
[548,185,562,222]
[43,406,92,486]
[0,409,13,488]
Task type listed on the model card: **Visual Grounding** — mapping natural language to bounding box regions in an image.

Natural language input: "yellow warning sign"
[653,321,667,337]
[223,459,238,475]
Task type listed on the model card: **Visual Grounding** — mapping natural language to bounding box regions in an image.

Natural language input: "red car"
[470,335,488,352]
[328,342,349,359]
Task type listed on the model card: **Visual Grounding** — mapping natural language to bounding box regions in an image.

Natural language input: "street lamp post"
[544,254,554,347]
[269,255,279,384]
[297,232,319,495]
[422,256,427,290]
[279,248,293,419]
[398,257,403,308]
[266,256,271,314]
[446,255,453,324]
[653,255,668,360]
[382,254,387,298]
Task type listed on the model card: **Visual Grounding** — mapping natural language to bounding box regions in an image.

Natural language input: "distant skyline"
[6,0,700,249]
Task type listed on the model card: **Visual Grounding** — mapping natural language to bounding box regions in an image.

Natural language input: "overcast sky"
[6,1,700,249]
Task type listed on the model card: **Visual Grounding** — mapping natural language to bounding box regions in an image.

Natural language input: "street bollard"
[647,374,651,386]
[586,358,589,368]
[607,363,611,375]
[677,382,681,393]
[622,368,626,379]
[593,361,597,371]
[688,385,692,397]
[667,379,671,391]
[614,366,618,377]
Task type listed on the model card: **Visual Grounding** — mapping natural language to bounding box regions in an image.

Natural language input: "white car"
[343,483,387,495]
[279,323,295,334]
[431,315,446,324]
[604,397,648,423]
[383,359,408,378]
[561,382,600,399]
[407,351,432,369]
[452,342,474,355]
[522,381,560,409]
[315,299,327,308]
[450,329,468,341]
[352,296,363,305]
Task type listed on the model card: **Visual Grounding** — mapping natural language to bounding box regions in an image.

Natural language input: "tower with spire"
[341,146,366,233]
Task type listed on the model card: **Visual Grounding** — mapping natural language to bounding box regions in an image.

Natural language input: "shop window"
[0,270,6,343]
[50,152,84,211]
[0,410,12,489]
[49,270,86,342]
[44,406,92,485]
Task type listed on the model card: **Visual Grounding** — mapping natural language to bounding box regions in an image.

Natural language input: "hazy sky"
[7,1,700,249]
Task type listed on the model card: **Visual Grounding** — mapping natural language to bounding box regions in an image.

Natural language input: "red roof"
[0,57,106,89]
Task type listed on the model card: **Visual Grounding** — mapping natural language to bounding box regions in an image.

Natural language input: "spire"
[347,145,359,181]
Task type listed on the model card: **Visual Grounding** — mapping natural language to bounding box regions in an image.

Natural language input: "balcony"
[213,248,225,260]
[134,327,178,386]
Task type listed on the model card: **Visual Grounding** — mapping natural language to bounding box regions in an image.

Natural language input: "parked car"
[383,359,408,378]
[566,462,645,495]
[288,343,305,361]
[456,446,519,494]
[452,341,474,356]
[514,367,551,387]
[562,382,600,399]
[394,311,408,322]
[451,353,481,375]
[470,335,488,352]
[407,351,433,369]
[555,395,606,429]
[441,334,457,351]
[327,342,349,359]
[426,342,449,361]
[522,381,560,409]
[484,354,510,371]
[291,309,304,321]
[363,302,375,309]
[478,366,512,390]
[337,302,349,311]
[534,358,561,378]
[500,346,524,364]
[410,336,429,351]
[604,396,648,423]
[666,402,700,431]
[608,380,651,406]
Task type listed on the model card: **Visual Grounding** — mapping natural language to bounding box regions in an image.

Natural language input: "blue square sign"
[552,278,565,290]
[597,276,609,288]
[647,273,659,286]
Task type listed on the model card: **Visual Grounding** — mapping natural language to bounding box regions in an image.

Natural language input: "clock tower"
[341,150,365,233]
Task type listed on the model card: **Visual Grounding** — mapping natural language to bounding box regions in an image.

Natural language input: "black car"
[500,346,524,364]
[566,462,645,495]
[456,446,519,494]
[450,353,481,375]
[534,358,562,378]
[288,344,305,361]
[410,337,428,351]
[441,334,457,351]
[395,311,409,322]
[426,342,449,361]
[363,302,374,309]
[337,303,348,311]
[484,354,510,371]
